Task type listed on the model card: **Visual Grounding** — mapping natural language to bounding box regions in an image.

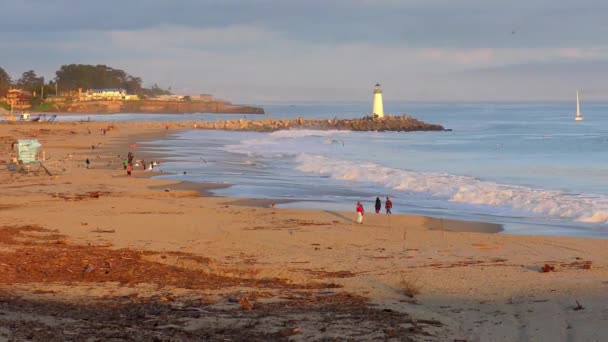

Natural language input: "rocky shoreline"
[195,114,447,132]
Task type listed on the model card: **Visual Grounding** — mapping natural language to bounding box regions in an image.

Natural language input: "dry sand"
[0,121,606,341]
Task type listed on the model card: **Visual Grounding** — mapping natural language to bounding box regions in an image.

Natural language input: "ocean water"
[59,102,608,238]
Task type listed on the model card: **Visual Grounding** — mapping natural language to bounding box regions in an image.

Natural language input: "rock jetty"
[194,114,446,132]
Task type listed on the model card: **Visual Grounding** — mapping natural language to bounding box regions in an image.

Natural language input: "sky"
[1,0,608,103]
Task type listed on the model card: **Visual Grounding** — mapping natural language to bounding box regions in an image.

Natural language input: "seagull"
[331,139,344,147]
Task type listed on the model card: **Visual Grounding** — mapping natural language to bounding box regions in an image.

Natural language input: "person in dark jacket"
[375,197,382,213]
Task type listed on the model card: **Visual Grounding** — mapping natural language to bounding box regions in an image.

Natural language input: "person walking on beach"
[122,159,128,170]
[356,201,365,224]
[385,197,393,214]
[375,197,382,214]
[126,163,133,176]
[85,158,90,169]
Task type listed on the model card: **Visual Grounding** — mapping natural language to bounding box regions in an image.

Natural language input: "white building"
[80,88,138,101]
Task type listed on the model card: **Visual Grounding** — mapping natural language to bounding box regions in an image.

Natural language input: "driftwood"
[572,300,585,311]
[91,228,116,233]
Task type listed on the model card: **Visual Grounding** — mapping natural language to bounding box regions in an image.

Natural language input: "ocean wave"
[295,154,608,224]
[223,129,350,155]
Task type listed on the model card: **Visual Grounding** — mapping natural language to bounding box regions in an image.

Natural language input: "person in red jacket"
[356,201,364,224]
[385,197,393,214]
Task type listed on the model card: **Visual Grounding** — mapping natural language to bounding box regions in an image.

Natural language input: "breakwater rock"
[195,115,446,132]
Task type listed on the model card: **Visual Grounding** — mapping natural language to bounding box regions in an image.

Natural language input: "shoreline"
[1,121,607,340]
[119,125,503,234]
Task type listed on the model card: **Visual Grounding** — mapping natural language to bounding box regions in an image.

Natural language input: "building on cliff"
[149,94,215,102]
[6,89,32,109]
[79,88,139,101]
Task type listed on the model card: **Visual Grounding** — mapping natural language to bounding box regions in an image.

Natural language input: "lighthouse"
[372,83,384,118]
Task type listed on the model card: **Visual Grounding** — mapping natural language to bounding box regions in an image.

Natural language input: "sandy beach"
[0,121,607,341]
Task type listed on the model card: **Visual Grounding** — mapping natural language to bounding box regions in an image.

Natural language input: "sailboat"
[575,91,584,121]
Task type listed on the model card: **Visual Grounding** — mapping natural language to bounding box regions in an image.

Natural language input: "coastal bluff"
[48,100,265,115]
[195,114,446,132]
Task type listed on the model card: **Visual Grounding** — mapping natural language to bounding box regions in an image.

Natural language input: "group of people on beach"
[118,151,159,176]
[355,196,392,224]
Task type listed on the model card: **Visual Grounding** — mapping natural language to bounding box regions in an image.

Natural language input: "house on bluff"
[6,89,33,109]
[78,88,139,101]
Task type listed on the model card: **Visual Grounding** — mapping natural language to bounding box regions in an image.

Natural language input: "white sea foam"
[223,129,350,156]
[294,154,608,224]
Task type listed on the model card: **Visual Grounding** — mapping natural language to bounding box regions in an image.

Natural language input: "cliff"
[45,100,265,115]
[195,115,447,132]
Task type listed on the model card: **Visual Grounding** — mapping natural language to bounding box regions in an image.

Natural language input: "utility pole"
[55,82,58,96]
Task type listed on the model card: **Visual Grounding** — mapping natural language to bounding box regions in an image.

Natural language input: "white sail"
[575,91,583,121]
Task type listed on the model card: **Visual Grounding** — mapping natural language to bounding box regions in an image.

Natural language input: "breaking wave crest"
[295,154,608,223]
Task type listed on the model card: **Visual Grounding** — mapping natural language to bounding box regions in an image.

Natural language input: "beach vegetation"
[32,101,54,112]
[398,274,421,298]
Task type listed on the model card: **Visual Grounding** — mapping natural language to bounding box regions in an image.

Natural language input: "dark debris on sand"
[0,225,442,341]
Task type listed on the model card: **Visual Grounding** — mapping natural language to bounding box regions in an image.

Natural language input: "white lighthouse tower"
[372,83,384,118]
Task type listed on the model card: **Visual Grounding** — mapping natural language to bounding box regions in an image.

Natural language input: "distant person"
[385,197,393,214]
[126,163,133,176]
[85,158,90,169]
[375,197,382,214]
[356,201,364,224]
[123,160,128,170]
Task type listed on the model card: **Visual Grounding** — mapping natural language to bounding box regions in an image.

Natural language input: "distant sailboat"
[575,91,584,121]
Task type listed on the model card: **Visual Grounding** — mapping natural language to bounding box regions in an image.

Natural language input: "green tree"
[140,84,172,98]
[0,66,11,95]
[123,75,143,95]
[54,64,143,94]
[15,70,44,94]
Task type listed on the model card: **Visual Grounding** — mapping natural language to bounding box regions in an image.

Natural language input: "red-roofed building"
[6,89,32,109]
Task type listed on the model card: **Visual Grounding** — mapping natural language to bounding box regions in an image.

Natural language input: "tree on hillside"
[54,64,144,94]
[140,84,172,98]
[123,75,143,95]
[15,70,44,94]
[0,66,11,95]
